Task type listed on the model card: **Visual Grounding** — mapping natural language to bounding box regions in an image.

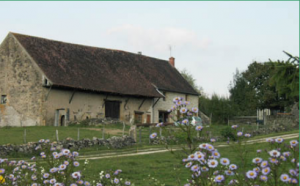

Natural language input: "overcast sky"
[0,2,298,97]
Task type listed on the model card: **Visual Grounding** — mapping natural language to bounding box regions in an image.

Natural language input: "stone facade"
[0,33,199,127]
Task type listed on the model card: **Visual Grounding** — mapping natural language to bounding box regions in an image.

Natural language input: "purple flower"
[252,157,262,164]
[0,169,5,174]
[280,174,290,182]
[210,138,216,143]
[195,126,203,131]
[262,167,271,175]
[290,140,298,147]
[220,158,230,166]
[237,132,243,136]
[182,119,189,125]
[269,150,280,157]
[260,160,268,168]
[214,175,225,183]
[244,133,251,137]
[266,138,274,142]
[191,107,198,113]
[180,107,188,114]
[191,165,200,172]
[275,138,284,143]
[257,149,261,153]
[114,178,119,184]
[150,133,157,139]
[260,175,268,182]
[246,170,257,179]
[229,164,237,170]
[125,181,131,185]
[208,160,218,168]
[231,125,238,129]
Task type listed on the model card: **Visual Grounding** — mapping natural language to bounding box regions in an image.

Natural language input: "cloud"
[106,24,211,54]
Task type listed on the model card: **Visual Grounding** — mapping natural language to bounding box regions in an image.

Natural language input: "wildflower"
[182,159,188,162]
[246,170,257,179]
[214,175,225,183]
[173,97,181,103]
[43,173,49,179]
[228,180,238,185]
[290,140,298,147]
[213,170,219,175]
[280,155,287,161]
[84,181,91,186]
[195,126,203,131]
[231,125,238,129]
[114,178,119,184]
[260,175,268,182]
[59,164,67,170]
[280,174,290,182]
[244,133,251,137]
[50,168,58,173]
[185,162,193,168]
[275,138,284,143]
[269,150,280,157]
[191,107,198,113]
[206,144,215,151]
[253,167,260,173]
[283,152,290,157]
[260,160,268,168]
[155,122,163,127]
[39,139,45,143]
[191,165,200,172]
[31,174,37,181]
[290,179,298,184]
[180,107,188,114]
[237,132,243,136]
[105,174,110,179]
[62,149,70,155]
[73,151,79,157]
[50,179,56,184]
[225,170,234,176]
[183,101,190,105]
[0,169,5,174]
[220,158,230,166]
[252,157,262,164]
[73,161,80,167]
[71,172,81,179]
[149,133,157,139]
[182,119,189,125]
[208,160,218,168]
[257,149,261,153]
[210,138,216,143]
[212,151,220,159]
[229,164,237,170]
[77,180,84,185]
[201,166,209,172]
[266,138,274,142]
[262,167,271,175]
[199,143,208,149]
[70,184,78,186]
[269,158,278,164]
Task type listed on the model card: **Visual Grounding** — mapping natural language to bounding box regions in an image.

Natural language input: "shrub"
[220,126,237,141]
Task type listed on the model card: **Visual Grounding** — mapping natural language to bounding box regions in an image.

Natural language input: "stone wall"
[0,136,135,157]
[0,33,44,127]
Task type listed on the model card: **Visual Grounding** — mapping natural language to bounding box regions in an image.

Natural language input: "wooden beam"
[124,97,130,110]
[138,98,146,110]
[152,98,160,108]
[45,86,52,101]
[69,91,76,104]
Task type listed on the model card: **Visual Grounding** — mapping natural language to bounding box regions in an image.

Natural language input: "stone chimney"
[169,57,175,67]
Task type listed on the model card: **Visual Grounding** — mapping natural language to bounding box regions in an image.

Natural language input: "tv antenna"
[169,45,172,57]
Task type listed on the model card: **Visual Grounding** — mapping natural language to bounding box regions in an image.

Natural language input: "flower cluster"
[0,139,133,186]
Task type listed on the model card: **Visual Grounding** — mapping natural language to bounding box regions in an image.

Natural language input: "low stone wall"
[0,136,135,157]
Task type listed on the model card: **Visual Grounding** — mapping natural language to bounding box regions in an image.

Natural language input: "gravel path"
[77,132,299,160]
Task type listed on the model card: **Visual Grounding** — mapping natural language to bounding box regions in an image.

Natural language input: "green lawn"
[80,137,299,186]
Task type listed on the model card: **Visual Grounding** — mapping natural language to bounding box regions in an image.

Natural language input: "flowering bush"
[0,140,133,186]
[150,97,299,186]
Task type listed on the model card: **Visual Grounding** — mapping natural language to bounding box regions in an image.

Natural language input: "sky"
[0,1,299,97]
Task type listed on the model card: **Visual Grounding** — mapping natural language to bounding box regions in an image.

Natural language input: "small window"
[1,95,7,104]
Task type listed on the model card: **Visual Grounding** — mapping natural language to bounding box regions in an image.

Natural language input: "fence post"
[77,128,80,140]
[139,127,142,144]
[123,122,125,136]
[159,127,162,138]
[149,126,152,144]
[102,124,105,139]
[23,129,26,144]
[56,130,59,141]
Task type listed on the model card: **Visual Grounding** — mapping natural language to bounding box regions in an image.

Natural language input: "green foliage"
[199,94,236,124]
[180,69,203,94]
[220,127,236,141]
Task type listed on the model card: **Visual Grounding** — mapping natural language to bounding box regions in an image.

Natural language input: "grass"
[80,137,299,186]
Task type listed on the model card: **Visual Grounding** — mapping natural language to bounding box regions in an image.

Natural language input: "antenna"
[169,45,172,57]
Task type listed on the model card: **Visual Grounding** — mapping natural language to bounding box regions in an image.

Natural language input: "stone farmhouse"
[0,32,199,127]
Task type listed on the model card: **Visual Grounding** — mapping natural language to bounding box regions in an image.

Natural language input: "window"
[1,95,7,104]
[134,112,143,123]
[159,111,169,123]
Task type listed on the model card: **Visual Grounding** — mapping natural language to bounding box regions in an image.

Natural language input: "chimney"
[169,57,175,67]
[138,51,142,55]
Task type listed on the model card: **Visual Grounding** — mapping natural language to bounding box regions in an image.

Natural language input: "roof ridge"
[10,32,169,63]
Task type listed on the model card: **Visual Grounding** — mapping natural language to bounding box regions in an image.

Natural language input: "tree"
[180,69,202,94]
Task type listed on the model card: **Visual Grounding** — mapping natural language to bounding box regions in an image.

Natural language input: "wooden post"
[149,127,152,144]
[159,127,162,137]
[77,128,80,140]
[123,122,125,136]
[102,125,105,139]
[23,129,26,144]
[139,127,142,144]
[56,130,59,141]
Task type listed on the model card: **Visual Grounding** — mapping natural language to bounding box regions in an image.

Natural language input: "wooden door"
[146,115,151,123]
[105,101,120,119]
